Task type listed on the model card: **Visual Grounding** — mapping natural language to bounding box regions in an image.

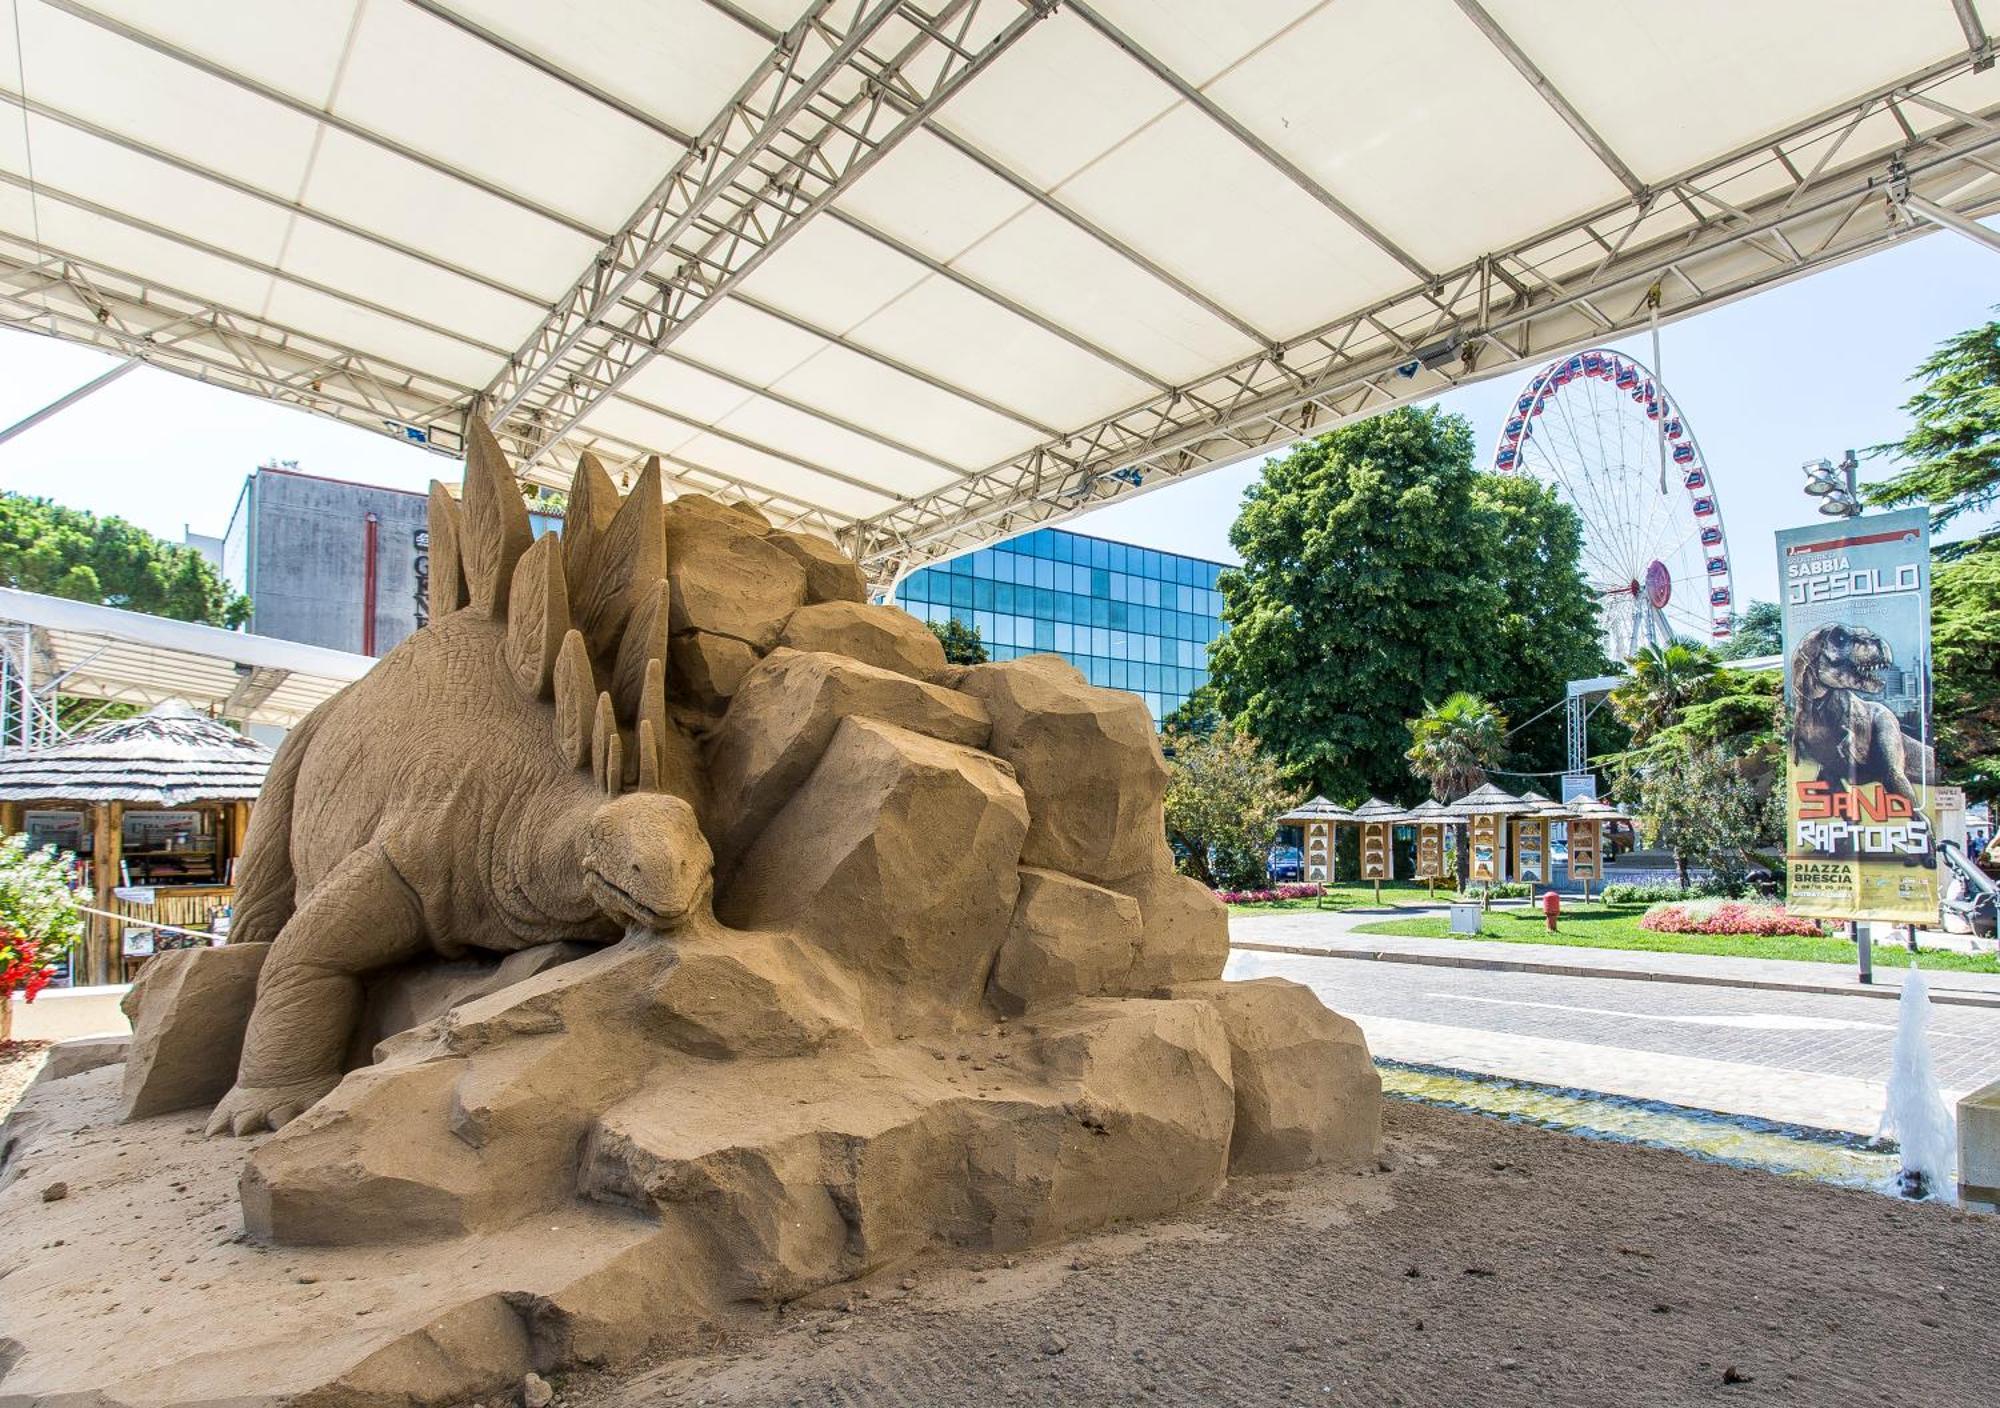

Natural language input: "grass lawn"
[1225,881,1447,913]
[1351,904,2000,973]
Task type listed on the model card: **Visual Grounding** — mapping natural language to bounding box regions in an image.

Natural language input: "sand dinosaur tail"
[227,702,326,945]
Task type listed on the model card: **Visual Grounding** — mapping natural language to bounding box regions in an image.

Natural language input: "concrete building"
[221,465,557,657]
[893,526,1227,723]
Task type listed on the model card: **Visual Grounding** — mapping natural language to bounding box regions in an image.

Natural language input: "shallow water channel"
[1379,1060,1908,1195]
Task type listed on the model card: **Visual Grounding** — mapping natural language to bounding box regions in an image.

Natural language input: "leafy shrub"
[1639,899,1824,937]
[1460,882,1531,900]
[1600,879,1730,906]
[1216,883,1323,905]
[0,834,84,1003]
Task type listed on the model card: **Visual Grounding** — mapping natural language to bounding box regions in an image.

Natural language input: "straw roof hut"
[0,701,271,805]
[1351,796,1410,823]
[0,701,272,984]
[1452,782,1527,814]
[1404,796,1467,824]
[1274,795,1357,824]
[1515,788,1578,820]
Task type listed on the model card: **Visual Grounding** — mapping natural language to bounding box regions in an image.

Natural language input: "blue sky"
[0,224,1995,609]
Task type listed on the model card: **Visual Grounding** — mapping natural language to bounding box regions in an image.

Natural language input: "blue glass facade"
[894,527,1226,723]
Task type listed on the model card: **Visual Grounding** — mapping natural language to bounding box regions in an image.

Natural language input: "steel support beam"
[487,0,1055,469]
[0,82,552,310]
[1952,0,1993,66]
[1066,0,1436,285]
[1891,156,2000,251]
[0,357,140,448]
[1451,0,1647,196]
[40,0,609,241]
[840,66,2000,587]
[0,239,850,533]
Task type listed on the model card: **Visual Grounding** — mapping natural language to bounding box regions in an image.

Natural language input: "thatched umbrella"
[0,701,272,982]
[1273,796,1356,888]
[1403,796,1465,894]
[1449,783,1526,906]
[1350,798,1409,896]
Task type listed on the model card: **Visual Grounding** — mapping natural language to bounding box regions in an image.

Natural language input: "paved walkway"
[1230,906,2000,1008]
[1228,908,2000,1135]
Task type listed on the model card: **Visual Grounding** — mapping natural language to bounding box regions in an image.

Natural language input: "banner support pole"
[1857,921,1874,985]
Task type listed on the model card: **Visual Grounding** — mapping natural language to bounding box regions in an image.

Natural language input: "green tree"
[0,493,247,626]
[1718,601,1783,659]
[1932,548,2000,798]
[1863,313,2000,801]
[1404,691,1507,803]
[1865,313,1999,554]
[1206,407,1603,801]
[1468,473,1608,774]
[1609,642,1720,744]
[1161,682,1221,738]
[1622,744,1774,893]
[1161,718,1297,889]
[925,617,988,665]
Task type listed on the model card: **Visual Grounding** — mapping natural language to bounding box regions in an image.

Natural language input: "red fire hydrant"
[1541,888,1561,933]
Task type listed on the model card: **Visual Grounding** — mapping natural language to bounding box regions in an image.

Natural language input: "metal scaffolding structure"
[0,589,374,742]
[0,1,1994,587]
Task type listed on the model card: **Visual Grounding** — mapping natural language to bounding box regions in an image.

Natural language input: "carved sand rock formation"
[0,429,1378,1408]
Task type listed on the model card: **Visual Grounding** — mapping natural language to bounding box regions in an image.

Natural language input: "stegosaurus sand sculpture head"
[426,423,711,929]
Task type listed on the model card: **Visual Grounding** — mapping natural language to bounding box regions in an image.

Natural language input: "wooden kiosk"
[1452,782,1528,907]
[0,701,271,983]
[1273,796,1356,892]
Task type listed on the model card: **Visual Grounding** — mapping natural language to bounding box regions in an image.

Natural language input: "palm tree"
[1404,692,1508,803]
[1610,642,1720,743]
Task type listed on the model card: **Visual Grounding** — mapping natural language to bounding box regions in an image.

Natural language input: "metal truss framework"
[0,622,64,751]
[484,0,1054,470]
[0,239,858,538]
[1,3,1996,593]
[839,57,2000,590]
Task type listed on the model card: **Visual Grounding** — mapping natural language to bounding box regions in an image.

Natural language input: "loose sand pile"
[568,1101,1998,1408]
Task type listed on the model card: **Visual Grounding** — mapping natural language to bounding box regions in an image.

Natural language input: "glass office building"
[893,527,1227,722]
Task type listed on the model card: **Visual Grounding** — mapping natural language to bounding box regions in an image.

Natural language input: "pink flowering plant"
[1215,883,1324,905]
[1639,898,1824,937]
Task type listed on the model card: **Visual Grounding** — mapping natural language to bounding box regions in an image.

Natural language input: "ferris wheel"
[1491,348,1734,660]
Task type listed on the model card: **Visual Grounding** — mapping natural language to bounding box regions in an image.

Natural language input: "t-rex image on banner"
[1777,506,1937,923]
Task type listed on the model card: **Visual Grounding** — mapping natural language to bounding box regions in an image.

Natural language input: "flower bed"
[1639,899,1824,937]
[1216,883,1323,905]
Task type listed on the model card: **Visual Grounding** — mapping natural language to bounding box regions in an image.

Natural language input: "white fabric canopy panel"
[0,0,1995,586]
[0,587,373,731]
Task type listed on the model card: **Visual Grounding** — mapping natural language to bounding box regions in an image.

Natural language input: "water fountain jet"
[1878,962,1957,1200]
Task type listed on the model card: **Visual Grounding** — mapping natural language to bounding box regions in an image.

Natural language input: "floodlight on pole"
[1802,449,1862,517]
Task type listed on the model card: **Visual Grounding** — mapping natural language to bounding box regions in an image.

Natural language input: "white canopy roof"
[1,1,1996,586]
[0,586,373,730]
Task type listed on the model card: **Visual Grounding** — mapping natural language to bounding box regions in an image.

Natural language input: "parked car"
[1266,844,1303,883]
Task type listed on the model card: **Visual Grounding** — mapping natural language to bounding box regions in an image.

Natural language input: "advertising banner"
[1567,819,1602,882]
[1468,815,1500,883]
[1304,820,1331,883]
[1360,821,1390,880]
[1514,817,1546,885]
[1414,822,1443,880]
[1777,507,1937,923]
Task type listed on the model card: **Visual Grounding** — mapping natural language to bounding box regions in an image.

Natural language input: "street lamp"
[1802,449,1861,517]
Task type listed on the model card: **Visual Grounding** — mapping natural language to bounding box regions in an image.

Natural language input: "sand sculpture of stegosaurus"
[208,425,713,1135]
[2,421,1387,1406]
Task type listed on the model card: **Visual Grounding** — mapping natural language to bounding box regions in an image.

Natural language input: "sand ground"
[565,1101,1996,1408]
[5,1046,1992,1408]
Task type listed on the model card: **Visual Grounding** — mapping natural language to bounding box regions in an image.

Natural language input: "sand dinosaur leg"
[207,845,427,1136]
